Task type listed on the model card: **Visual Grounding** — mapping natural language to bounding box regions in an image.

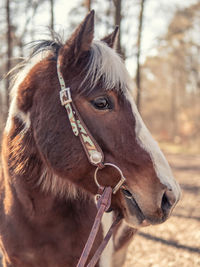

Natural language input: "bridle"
[57,58,126,266]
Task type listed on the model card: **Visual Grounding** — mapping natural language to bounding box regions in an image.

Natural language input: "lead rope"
[87,214,122,267]
[77,187,112,267]
[77,187,122,267]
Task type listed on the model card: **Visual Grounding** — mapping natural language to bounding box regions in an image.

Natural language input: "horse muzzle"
[121,185,180,227]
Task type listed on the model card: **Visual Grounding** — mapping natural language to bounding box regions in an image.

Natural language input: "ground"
[0,152,199,266]
[124,153,200,267]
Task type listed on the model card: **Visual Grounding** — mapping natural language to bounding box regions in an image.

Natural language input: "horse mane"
[29,37,62,59]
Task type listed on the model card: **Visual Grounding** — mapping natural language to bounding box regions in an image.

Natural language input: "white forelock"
[80,40,132,93]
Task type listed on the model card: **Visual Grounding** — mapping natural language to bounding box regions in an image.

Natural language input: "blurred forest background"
[0,0,200,154]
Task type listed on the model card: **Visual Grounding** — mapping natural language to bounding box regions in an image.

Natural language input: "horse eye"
[91,97,111,110]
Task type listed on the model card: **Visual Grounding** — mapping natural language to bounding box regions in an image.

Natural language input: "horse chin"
[123,214,151,229]
[121,189,151,228]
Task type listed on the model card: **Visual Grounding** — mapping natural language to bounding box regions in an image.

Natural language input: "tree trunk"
[171,84,177,140]
[85,0,91,11]
[136,0,145,113]
[113,0,124,58]
[6,0,12,111]
[50,0,54,34]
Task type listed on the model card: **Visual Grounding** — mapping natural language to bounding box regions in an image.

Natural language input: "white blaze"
[126,91,181,200]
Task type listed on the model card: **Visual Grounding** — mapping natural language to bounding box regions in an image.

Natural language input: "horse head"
[6,11,180,229]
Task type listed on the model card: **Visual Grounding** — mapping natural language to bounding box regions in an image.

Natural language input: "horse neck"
[0,117,87,220]
[0,120,108,265]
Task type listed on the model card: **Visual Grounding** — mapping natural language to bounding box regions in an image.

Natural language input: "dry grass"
[159,141,200,155]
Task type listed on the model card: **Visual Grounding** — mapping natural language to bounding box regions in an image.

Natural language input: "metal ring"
[94,163,126,194]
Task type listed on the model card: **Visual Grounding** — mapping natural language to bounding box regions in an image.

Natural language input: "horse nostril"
[161,189,176,213]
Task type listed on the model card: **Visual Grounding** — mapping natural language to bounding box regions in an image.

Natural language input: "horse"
[0,10,181,267]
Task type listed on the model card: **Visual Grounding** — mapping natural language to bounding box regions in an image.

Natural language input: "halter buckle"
[60,87,72,106]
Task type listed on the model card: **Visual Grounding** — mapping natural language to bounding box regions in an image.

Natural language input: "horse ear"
[101,26,119,49]
[65,10,94,60]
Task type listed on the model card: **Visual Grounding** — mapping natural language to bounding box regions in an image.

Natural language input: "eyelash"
[91,96,112,110]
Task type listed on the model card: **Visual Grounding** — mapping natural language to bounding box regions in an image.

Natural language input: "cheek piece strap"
[57,60,105,169]
[57,57,126,267]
